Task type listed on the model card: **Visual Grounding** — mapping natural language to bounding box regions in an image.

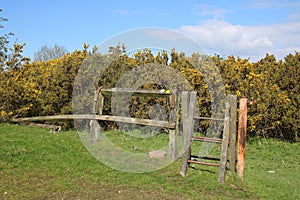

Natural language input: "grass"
[0,123,299,199]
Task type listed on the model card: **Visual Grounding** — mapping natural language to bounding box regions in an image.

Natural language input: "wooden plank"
[180,91,197,177]
[12,115,176,129]
[12,115,82,121]
[192,136,222,144]
[191,156,221,162]
[228,94,237,172]
[237,98,248,181]
[218,103,230,183]
[101,88,172,97]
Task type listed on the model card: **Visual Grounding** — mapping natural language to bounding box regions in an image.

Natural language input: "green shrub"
[0,45,299,141]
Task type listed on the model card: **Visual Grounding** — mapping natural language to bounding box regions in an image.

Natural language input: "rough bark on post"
[180,91,197,177]
[90,88,102,144]
[228,95,237,172]
[218,103,230,183]
[237,97,248,181]
[180,91,190,177]
[169,91,178,160]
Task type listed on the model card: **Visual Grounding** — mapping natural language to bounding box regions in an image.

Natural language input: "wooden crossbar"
[101,88,172,97]
[192,136,222,144]
[11,114,176,129]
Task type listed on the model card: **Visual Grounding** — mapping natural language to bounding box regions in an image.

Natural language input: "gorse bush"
[218,54,299,141]
[0,48,88,127]
[0,44,299,141]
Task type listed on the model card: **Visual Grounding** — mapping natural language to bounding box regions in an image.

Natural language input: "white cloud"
[143,29,190,41]
[178,20,300,61]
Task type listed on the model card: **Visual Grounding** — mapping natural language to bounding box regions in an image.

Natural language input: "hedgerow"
[0,45,299,141]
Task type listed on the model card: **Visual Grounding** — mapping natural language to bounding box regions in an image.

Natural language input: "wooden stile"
[97,87,180,160]
[180,92,238,183]
[12,88,244,182]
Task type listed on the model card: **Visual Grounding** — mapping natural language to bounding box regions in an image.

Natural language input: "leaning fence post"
[237,97,248,181]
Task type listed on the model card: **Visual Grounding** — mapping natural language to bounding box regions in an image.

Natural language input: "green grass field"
[0,123,299,199]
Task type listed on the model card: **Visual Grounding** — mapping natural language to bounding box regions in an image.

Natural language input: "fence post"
[90,88,102,144]
[169,91,178,160]
[228,95,237,172]
[218,102,230,183]
[180,91,196,176]
[237,97,248,181]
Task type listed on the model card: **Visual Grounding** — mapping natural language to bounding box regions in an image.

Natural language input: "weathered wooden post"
[237,97,248,181]
[180,91,197,177]
[90,87,102,144]
[218,103,230,183]
[228,95,237,172]
[169,91,178,160]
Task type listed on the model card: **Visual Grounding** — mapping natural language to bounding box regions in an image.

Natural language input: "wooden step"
[191,156,220,162]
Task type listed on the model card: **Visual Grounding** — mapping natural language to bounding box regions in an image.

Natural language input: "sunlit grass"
[0,123,299,199]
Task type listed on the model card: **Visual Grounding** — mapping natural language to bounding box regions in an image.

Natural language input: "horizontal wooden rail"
[192,136,222,144]
[191,156,221,162]
[11,114,176,129]
[101,88,173,97]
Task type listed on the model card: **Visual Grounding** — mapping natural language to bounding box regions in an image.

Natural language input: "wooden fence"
[11,89,247,181]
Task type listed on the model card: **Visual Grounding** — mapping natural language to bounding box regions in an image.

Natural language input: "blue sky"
[1,0,300,61]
